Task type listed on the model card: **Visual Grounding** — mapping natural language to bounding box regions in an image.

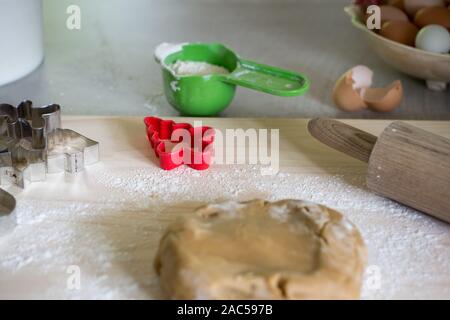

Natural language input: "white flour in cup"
[170,61,230,76]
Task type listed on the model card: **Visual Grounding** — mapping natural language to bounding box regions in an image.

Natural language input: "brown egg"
[404,0,445,17]
[378,5,409,24]
[415,7,450,30]
[380,21,419,46]
[363,81,403,112]
[387,0,405,11]
[365,5,409,33]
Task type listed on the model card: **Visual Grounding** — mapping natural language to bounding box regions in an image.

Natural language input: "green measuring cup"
[155,43,310,116]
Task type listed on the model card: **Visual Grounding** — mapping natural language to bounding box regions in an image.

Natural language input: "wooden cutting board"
[0,117,449,300]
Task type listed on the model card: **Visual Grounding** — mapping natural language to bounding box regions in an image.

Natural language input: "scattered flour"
[268,204,289,223]
[170,61,230,77]
[206,201,246,217]
[0,163,449,299]
[143,92,178,117]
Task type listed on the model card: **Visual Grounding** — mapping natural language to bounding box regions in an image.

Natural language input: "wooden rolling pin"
[308,118,450,223]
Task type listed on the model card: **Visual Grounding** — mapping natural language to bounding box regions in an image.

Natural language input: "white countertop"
[0,0,449,119]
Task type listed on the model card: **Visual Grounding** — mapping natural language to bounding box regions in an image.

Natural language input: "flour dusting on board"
[0,164,449,300]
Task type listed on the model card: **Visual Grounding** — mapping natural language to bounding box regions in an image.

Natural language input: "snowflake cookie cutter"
[144,116,214,170]
[0,101,99,188]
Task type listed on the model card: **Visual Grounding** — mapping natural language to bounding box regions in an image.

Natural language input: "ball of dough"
[154,199,367,300]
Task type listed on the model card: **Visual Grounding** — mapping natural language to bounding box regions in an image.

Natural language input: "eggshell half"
[332,66,373,112]
[333,73,367,112]
[363,80,403,112]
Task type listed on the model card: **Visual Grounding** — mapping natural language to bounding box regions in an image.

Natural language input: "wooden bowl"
[345,5,450,91]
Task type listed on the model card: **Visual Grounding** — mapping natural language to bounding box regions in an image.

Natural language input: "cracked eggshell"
[332,66,373,112]
[333,66,403,113]
[363,80,403,112]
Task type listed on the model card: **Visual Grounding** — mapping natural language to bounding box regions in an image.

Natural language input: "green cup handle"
[224,59,310,97]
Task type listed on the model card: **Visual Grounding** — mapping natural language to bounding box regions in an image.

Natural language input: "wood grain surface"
[367,121,450,223]
[309,119,450,223]
[308,118,376,163]
[0,117,449,300]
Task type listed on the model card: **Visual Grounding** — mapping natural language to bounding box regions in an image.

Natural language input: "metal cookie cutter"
[0,101,99,189]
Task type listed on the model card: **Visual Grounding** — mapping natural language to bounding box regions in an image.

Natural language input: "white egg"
[415,25,450,54]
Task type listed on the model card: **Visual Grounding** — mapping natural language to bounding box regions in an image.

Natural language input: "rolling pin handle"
[307,118,377,163]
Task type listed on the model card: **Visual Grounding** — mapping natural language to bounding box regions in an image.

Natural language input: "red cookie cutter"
[144,117,215,170]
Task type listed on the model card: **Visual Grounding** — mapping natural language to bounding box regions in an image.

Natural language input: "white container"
[0,0,44,86]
